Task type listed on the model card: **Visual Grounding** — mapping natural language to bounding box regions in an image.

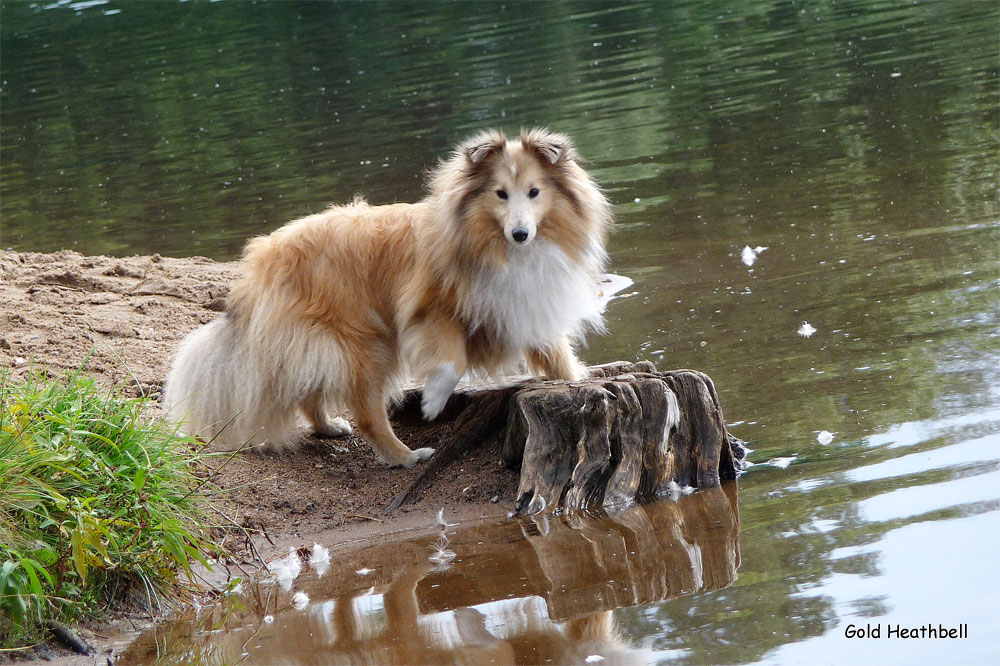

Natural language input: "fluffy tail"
[163,316,297,451]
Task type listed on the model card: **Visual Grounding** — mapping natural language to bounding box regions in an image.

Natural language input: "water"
[3,1,999,663]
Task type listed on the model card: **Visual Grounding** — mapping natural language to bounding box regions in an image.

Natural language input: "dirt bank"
[1,249,517,663]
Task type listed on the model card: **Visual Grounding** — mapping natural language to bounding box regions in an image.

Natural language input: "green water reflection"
[3,0,998,663]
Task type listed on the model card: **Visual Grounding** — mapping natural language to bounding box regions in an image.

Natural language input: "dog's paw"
[402,447,435,469]
[566,363,588,382]
[422,363,461,421]
[314,417,352,438]
[421,390,450,421]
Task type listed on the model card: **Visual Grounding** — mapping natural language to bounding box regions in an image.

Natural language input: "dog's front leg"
[422,362,463,421]
[406,319,468,421]
[527,334,587,381]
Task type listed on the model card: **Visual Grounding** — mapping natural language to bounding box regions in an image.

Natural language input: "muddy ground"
[0,249,519,663]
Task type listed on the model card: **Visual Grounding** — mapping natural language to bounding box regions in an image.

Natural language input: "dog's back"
[165,200,424,452]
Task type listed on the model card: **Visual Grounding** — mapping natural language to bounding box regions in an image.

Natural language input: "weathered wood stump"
[387,361,746,515]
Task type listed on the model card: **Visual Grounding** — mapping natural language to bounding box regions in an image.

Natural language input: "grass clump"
[0,368,223,649]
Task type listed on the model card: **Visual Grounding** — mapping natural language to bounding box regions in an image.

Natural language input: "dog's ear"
[521,128,576,165]
[463,131,507,164]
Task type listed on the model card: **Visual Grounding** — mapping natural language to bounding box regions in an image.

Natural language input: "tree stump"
[387,361,746,515]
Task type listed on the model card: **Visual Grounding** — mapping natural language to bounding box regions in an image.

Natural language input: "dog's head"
[458,128,579,247]
[429,128,609,268]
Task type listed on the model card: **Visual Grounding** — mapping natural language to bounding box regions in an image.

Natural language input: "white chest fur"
[461,239,606,351]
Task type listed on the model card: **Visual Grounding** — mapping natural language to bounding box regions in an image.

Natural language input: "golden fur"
[164,128,612,467]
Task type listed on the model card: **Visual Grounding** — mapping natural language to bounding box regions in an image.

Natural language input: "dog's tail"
[163,315,294,451]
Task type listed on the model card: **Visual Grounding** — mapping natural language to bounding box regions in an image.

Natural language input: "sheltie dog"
[164,128,612,467]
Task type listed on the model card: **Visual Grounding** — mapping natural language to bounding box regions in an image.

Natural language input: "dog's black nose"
[512,228,529,243]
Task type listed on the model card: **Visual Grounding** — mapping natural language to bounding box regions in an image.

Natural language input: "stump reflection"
[121,483,740,665]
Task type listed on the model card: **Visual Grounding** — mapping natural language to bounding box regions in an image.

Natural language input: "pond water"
[3,1,999,663]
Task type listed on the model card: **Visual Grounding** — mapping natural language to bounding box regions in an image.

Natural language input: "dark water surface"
[3,1,998,663]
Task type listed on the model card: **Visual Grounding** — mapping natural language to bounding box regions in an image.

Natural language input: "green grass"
[0,367,225,648]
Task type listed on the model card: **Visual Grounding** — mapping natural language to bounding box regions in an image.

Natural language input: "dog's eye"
[496,189,508,200]
[528,187,540,199]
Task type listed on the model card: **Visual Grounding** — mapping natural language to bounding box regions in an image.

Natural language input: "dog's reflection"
[309,560,639,665]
